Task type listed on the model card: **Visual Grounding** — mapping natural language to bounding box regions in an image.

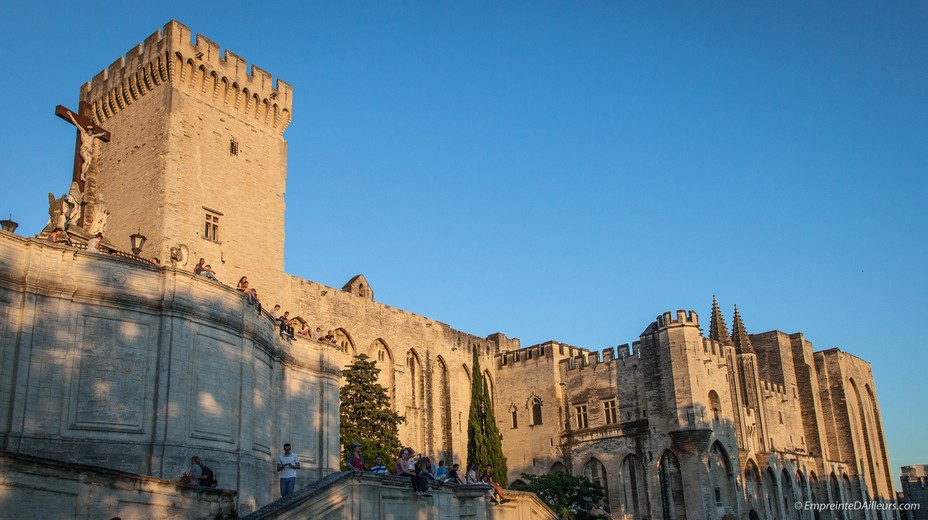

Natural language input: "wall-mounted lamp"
[130,231,147,255]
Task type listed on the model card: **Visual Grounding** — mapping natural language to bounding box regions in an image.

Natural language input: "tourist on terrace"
[237,276,261,306]
[434,460,448,480]
[277,443,300,497]
[346,442,364,471]
[396,448,430,497]
[87,232,103,253]
[47,227,68,245]
[446,463,464,485]
[297,321,311,337]
[194,258,206,275]
[480,465,509,504]
[370,456,388,475]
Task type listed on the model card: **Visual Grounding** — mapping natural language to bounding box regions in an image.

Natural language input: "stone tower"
[78,20,292,293]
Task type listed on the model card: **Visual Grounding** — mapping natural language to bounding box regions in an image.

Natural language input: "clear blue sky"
[1,2,925,489]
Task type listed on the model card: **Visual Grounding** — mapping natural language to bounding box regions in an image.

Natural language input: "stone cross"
[55,102,110,190]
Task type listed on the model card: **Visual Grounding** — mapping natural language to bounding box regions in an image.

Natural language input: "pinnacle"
[709,295,732,345]
[731,304,755,354]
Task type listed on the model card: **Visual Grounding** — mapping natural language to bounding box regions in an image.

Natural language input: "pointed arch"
[333,328,355,355]
[369,339,394,405]
[708,390,722,422]
[765,467,781,520]
[781,468,797,520]
[619,454,648,519]
[406,349,424,450]
[550,461,567,474]
[708,442,737,517]
[433,355,452,460]
[483,369,495,409]
[583,457,610,509]
[659,450,686,520]
[743,459,765,518]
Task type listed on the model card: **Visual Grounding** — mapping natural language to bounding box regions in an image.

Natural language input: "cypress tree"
[466,347,508,486]
[339,354,405,471]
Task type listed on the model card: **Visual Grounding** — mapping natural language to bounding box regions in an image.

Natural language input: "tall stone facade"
[0,20,898,519]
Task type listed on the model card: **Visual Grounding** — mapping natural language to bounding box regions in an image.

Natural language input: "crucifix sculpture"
[55,102,110,189]
[54,102,111,229]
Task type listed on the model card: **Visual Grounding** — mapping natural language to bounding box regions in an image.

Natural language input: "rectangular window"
[575,405,588,429]
[603,400,617,425]
[203,209,221,241]
[511,410,518,429]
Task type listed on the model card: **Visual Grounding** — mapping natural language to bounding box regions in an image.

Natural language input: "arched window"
[619,455,648,518]
[744,460,765,519]
[659,450,686,520]
[708,390,721,422]
[509,404,518,429]
[708,442,736,516]
[583,458,610,509]
[531,397,543,426]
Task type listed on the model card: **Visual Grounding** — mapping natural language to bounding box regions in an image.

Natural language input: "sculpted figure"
[65,182,83,229]
[47,193,67,231]
[87,202,109,236]
[68,112,106,181]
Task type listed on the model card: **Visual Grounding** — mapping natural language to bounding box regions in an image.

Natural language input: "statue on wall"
[67,111,107,182]
[65,181,83,229]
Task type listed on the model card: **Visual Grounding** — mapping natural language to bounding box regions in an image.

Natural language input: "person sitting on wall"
[314,327,325,341]
[180,456,204,486]
[480,465,509,504]
[237,276,259,302]
[396,448,430,497]
[200,264,219,281]
[47,227,69,245]
[279,311,296,340]
[466,463,479,484]
[194,258,206,275]
[297,321,311,337]
[446,463,464,485]
[324,330,336,344]
[434,460,448,481]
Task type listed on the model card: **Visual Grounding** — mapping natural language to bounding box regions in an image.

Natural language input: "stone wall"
[0,231,340,515]
[0,451,235,520]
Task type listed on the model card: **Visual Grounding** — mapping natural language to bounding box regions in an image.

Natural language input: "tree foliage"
[520,471,607,520]
[339,354,405,471]
[466,348,508,486]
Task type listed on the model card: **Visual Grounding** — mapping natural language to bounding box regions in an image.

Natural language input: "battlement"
[761,379,788,398]
[655,309,699,329]
[80,20,293,134]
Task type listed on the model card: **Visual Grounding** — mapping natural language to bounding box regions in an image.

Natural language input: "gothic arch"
[483,369,495,409]
[708,442,737,517]
[333,328,356,355]
[528,395,543,426]
[781,468,797,520]
[433,356,452,460]
[406,349,425,450]
[764,467,781,520]
[744,459,765,518]
[708,390,722,422]
[583,457,610,509]
[550,461,567,474]
[619,454,648,519]
[659,450,686,520]
[369,339,394,404]
[866,383,893,498]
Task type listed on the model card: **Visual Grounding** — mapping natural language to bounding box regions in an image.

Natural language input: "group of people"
[345,443,508,503]
[271,304,339,346]
[194,257,220,281]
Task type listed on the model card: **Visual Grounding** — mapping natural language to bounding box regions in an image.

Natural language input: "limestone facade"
[0,20,899,520]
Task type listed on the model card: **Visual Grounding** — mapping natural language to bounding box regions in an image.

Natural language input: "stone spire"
[731,304,755,354]
[708,295,732,345]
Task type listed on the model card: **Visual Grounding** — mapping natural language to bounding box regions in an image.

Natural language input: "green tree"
[466,348,508,486]
[520,471,607,520]
[339,354,405,472]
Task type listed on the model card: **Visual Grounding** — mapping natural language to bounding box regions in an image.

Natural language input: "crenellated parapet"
[655,309,700,329]
[79,20,293,135]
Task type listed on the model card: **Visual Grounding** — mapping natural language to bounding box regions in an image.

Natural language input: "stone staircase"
[241,471,558,520]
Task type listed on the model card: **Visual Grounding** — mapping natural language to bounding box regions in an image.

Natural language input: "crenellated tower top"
[79,20,293,135]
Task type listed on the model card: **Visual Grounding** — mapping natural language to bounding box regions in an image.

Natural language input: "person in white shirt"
[276,443,300,497]
[370,456,388,475]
